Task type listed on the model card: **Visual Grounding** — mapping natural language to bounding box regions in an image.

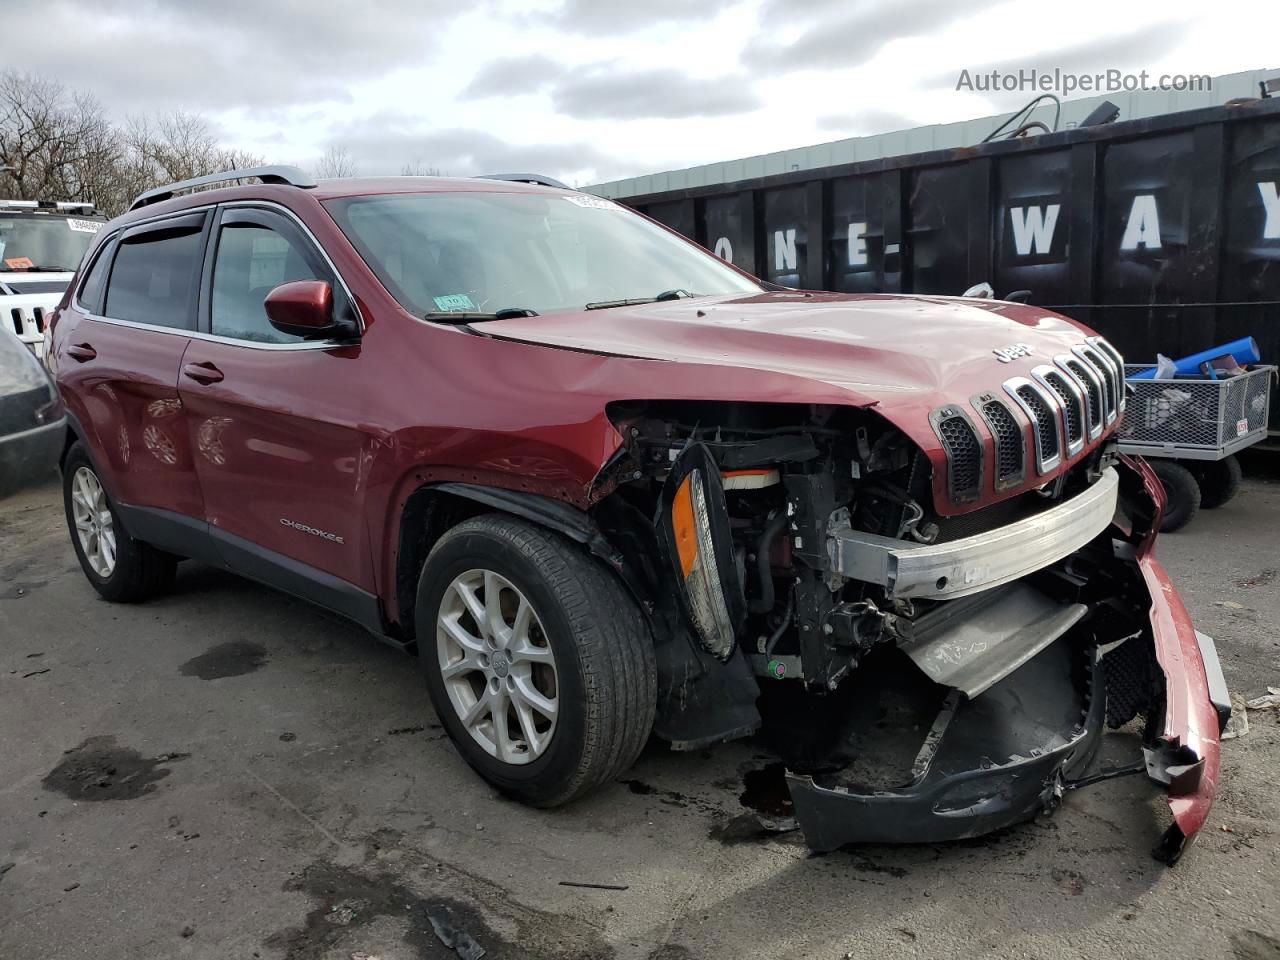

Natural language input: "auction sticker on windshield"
[433,294,477,312]
[67,219,102,233]
[563,195,620,210]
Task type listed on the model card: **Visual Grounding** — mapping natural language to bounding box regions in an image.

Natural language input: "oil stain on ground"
[42,735,189,801]
[179,640,268,679]
[268,857,615,960]
[709,762,800,845]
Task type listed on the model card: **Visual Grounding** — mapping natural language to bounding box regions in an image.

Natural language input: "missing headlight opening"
[596,392,1224,863]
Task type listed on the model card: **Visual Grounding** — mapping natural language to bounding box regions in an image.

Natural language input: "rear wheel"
[1195,455,1242,509]
[62,442,176,602]
[417,514,655,807]
[1149,459,1201,533]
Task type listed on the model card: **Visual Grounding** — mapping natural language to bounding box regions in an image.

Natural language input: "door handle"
[66,343,96,362]
[182,361,224,385]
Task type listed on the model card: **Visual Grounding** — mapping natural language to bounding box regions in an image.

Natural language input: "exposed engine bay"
[590,399,1229,862]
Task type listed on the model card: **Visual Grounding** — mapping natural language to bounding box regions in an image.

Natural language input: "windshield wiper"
[2,264,75,273]
[423,307,539,323]
[585,289,695,310]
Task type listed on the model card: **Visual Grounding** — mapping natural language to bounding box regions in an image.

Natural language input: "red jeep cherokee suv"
[46,166,1227,861]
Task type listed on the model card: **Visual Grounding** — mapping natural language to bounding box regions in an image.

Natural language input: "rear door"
[178,204,374,602]
[57,211,209,527]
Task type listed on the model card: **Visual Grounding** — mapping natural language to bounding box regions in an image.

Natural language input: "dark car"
[0,327,64,498]
[45,166,1227,862]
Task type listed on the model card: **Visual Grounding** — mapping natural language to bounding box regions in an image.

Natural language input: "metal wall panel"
[761,186,808,287]
[993,149,1073,305]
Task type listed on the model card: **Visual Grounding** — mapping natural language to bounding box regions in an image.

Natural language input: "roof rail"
[130,165,316,211]
[476,173,572,190]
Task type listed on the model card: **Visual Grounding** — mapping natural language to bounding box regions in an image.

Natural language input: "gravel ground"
[1,462,1277,960]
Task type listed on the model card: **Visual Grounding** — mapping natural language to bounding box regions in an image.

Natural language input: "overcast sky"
[5,0,1276,185]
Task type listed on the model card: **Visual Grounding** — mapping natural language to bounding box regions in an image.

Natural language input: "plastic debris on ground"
[424,905,486,960]
[1222,694,1250,740]
[1246,687,1280,710]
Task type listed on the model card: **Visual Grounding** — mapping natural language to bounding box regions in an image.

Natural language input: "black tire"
[1196,455,1242,509]
[62,442,176,602]
[416,513,656,807]
[1149,459,1201,533]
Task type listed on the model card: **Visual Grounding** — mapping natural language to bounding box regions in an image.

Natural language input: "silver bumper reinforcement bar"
[827,467,1119,600]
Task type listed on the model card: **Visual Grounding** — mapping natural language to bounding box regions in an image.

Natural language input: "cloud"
[743,0,999,74]
[551,66,761,119]
[815,108,918,135]
[464,56,763,120]
[538,0,737,35]
[924,22,1195,91]
[462,55,567,99]
[324,115,650,183]
[1,0,456,113]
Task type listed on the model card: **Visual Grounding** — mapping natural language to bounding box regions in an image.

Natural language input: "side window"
[211,219,323,344]
[104,226,203,329]
[77,237,115,315]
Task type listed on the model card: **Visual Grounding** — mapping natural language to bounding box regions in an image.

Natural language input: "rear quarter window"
[76,238,115,315]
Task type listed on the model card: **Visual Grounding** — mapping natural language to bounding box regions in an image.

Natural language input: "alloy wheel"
[70,466,116,578]
[436,569,559,765]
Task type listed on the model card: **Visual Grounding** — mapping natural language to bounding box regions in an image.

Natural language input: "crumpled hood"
[477,291,1093,405]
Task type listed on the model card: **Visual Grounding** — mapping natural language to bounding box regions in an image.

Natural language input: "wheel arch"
[392,481,643,644]
[59,412,124,509]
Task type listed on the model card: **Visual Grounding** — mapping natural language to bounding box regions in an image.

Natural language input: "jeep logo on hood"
[993,342,1033,363]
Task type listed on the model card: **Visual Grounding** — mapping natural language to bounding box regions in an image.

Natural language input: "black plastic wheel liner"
[786,638,1104,850]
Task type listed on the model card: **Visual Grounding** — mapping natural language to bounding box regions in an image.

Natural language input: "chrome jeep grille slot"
[972,393,1024,489]
[1088,337,1127,414]
[1005,377,1061,474]
[1074,345,1118,423]
[1038,368,1084,453]
[1061,357,1103,438]
[933,409,982,501]
[984,400,1023,485]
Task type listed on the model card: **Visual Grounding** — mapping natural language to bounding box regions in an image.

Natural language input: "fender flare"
[427,482,649,608]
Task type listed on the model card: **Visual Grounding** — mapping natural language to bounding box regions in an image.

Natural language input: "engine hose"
[751,509,789,613]
[764,589,795,656]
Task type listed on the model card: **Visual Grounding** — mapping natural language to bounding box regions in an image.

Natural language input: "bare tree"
[401,160,442,177]
[316,144,357,179]
[0,70,269,215]
[0,71,114,203]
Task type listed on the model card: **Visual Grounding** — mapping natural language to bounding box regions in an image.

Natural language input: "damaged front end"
[596,391,1226,863]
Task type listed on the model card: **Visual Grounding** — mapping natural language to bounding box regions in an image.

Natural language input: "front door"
[177,205,374,604]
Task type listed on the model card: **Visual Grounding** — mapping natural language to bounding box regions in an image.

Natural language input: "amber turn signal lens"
[671,473,699,578]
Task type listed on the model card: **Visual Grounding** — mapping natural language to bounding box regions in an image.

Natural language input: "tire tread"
[423,514,656,806]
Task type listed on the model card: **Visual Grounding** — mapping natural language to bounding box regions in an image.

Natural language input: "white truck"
[0,201,106,359]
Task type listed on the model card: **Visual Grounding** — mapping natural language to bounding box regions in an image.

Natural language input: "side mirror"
[263,280,356,340]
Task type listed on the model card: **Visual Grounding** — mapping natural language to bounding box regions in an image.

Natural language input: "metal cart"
[1116,364,1276,531]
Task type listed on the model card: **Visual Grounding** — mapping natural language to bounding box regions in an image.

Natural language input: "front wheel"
[417,514,655,807]
[62,442,176,602]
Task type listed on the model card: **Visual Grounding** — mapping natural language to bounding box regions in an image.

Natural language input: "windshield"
[0,214,102,272]
[324,192,761,318]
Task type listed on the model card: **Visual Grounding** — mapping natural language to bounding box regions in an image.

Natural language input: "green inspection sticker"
[433,293,477,312]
